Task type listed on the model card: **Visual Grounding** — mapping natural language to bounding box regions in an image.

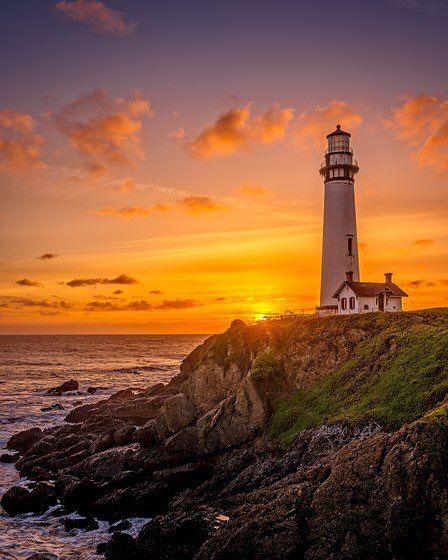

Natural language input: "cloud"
[0,110,44,172]
[156,299,201,310]
[170,128,185,141]
[53,89,152,178]
[16,278,42,287]
[66,274,138,287]
[186,103,294,158]
[235,182,269,197]
[180,196,226,214]
[293,100,363,152]
[216,297,226,301]
[412,239,434,246]
[37,252,58,261]
[96,206,151,218]
[118,177,136,192]
[113,289,124,295]
[150,289,162,295]
[408,279,436,288]
[96,197,224,218]
[388,95,448,173]
[6,297,72,310]
[55,0,136,36]
[85,299,152,312]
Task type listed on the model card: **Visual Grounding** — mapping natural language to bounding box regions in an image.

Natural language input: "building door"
[378,292,385,311]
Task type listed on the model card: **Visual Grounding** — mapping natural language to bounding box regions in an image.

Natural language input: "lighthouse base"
[316,304,338,317]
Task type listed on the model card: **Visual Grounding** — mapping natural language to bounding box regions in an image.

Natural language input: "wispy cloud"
[156,298,201,310]
[53,89,152,179]
[187,103,294,158]
[0,110,45,172]
[235,182,269,197]
[55,0,137,36]
[16,278,42,287]
[179,196,226,214]
[66,274,138,287]
[293,100,363,152]
[387,94,448,173]
[37,252,58,261]
[96,196,226,218]
[84,298,200,312]
[412,239,434,246]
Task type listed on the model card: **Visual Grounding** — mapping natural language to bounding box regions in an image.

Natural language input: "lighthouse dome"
[326,124,351,138]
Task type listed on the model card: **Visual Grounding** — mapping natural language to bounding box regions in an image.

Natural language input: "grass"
[268,311,448,447]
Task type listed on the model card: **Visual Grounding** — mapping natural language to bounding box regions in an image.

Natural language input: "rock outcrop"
[3,309,448,559]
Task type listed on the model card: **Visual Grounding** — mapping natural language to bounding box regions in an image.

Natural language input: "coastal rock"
[7,427,43,452]
[104,532,142,560]
[41,403,64,412]
[109,519,132,533]
[1,483,56,516]
[63,515,99,532]
[0,452,20,463]
[47,379,79,396]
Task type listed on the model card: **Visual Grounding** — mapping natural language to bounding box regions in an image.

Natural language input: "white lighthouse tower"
[317,125,360,315]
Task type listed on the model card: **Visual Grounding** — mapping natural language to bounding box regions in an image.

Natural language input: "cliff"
[2,308,448,559]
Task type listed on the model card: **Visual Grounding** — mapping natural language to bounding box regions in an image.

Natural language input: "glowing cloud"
[187,103,294,158]
[0,110,44,172]
[66,274,138,287]
[55,0,136,36]
[388,94,448,173]
[53,89,152,178]
[156,299,201,310]
[118,177,136,192]
[235,182,269,197]
[294,100,363,152]
[180,196,225,214]
[412,239,433,246]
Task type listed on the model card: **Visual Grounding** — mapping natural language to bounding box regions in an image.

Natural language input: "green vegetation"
[250,348,279,381]
[269,309,448,447]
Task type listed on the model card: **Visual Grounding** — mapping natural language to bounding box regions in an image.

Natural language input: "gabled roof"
[332,281,409,299]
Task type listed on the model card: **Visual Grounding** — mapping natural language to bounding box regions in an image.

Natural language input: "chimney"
[385,272,393,284]
[346,271,354,282]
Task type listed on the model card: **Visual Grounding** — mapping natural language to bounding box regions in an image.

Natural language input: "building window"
[364,304,369,310]
[349,297,355,310]
[347,237,353,256]
[341,297,347,310]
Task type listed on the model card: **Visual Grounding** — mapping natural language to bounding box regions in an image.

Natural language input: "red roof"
[332,281,409,298]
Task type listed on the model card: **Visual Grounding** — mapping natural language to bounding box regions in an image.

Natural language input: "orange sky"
[1,3,447,333]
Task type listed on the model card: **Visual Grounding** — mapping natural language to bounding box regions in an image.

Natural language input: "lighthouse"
[317,125,360,315]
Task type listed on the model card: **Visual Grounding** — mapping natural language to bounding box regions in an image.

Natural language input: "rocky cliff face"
[3,309,448,559]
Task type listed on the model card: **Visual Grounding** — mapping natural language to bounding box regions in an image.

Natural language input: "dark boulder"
[7,427,43,452]
[47,379,79,396]
[104,532,142,560]
[1,486,32,516]
[0,452,20,463]
[113,425,136,446]
[1,483,56,516]
[41,403,64,412]
[87,386,107,394]
[109,519,132,533]
[63,516,99,532]
[62,479,104,511]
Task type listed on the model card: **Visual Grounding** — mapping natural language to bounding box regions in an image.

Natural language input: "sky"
[0,0,447,334]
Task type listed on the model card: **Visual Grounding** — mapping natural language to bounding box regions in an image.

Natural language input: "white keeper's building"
[316,125,408,316]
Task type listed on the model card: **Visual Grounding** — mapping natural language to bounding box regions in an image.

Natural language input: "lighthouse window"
[347,237,353,256]
[349,297,356,310]
[341,297,347,310]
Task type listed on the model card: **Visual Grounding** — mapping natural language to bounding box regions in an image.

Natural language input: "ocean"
[0,334,207,560]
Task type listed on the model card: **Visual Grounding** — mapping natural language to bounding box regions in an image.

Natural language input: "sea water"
[0,334,206,560]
